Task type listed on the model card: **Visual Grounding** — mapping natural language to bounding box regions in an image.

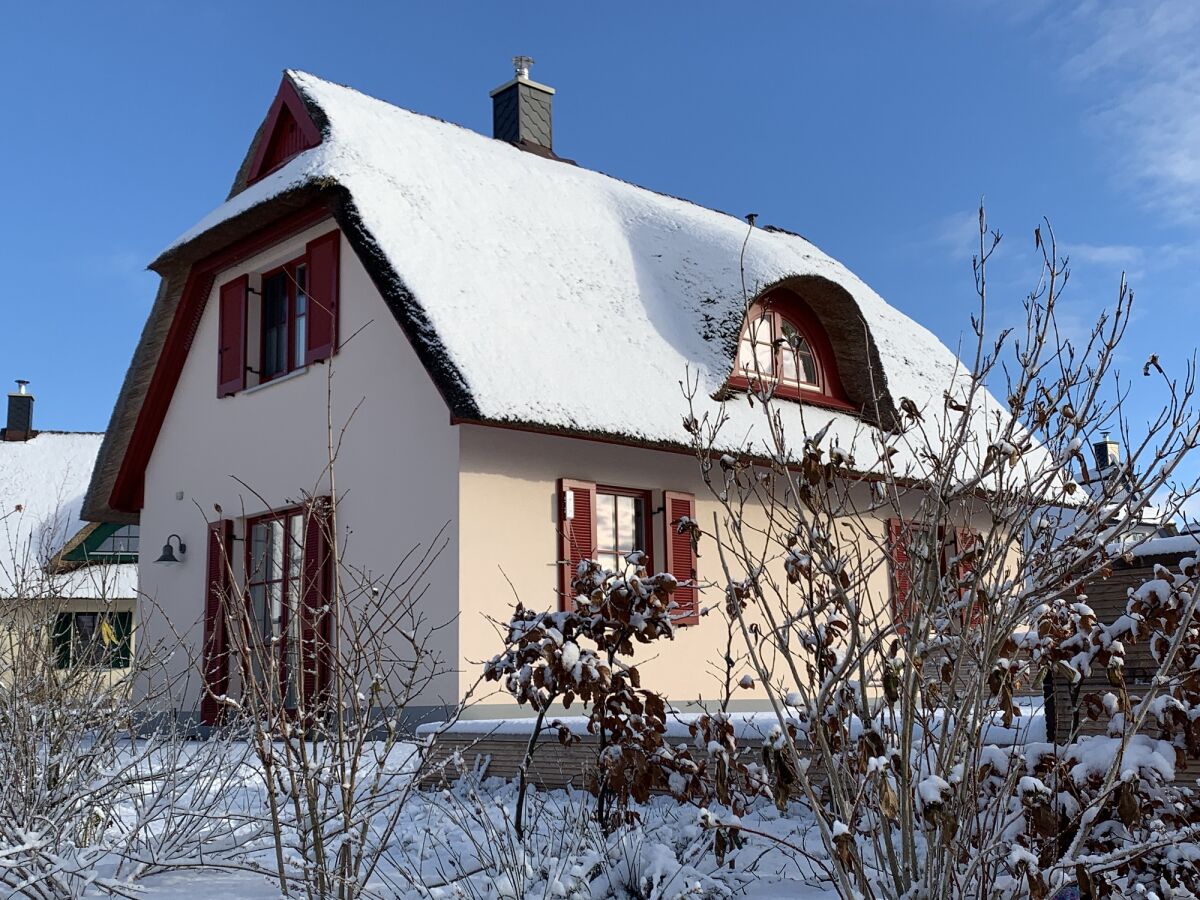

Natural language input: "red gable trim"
[246,78,322,185]
[110,203,335,513]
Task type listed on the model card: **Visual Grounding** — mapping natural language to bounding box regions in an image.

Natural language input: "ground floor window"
[247,508,306,708]
[53,610,132,669]
[594,487,651,574]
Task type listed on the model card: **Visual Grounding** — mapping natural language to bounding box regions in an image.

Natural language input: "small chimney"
[490,55,556,155]
[1093,432,1120,473]
[3,380,34,442]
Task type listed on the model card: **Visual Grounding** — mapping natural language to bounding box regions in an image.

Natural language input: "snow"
[0,431,136,599]
[1123,534,1200,558]
[158,70,1023,483]
[418,709,804,742]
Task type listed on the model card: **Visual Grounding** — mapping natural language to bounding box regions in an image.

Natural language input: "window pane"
[595,494,615,557]
[268,520,285,583]
[616,495,637,552]
[748,317,774,376]
[250,584,267,638]
[250,523,269,582]
[780,321,819,387]
[263,273,289,377]
[293,265,307,370]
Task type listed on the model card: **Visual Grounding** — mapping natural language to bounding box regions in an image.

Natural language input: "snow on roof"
[0,433,136,599]
[1124,533,1200,559]
[159,71,1015,479]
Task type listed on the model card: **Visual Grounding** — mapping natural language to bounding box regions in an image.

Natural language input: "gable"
[242,77,322,188]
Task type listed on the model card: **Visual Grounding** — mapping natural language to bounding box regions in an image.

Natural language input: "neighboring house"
[83,63,1008,726]
[1047,532,1199,748]
[0,383,138,680]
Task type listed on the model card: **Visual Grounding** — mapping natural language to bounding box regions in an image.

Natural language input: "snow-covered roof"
[87,70,1018,519]
[0,433,136,599]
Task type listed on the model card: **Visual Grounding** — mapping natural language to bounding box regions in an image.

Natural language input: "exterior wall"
[138,220,460,721]
[0,595,136,690]
[456,424,986,714]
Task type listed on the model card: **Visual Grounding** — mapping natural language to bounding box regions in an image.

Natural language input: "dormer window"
[739,312,821,389]
[729,291,855,412]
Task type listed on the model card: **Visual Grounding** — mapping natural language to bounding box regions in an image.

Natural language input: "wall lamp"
[154,534,187,564]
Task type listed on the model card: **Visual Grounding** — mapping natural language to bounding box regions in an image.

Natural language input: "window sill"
[724,376,859,414]
[243,366,308,396]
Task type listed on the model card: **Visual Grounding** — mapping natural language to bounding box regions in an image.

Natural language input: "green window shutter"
[108,611,133,669]
[53,614,73,669]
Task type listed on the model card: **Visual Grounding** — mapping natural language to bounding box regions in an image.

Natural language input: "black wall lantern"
[154,534,186,564]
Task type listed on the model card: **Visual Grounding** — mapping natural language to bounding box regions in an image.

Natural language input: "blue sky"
[4,2,1198,475]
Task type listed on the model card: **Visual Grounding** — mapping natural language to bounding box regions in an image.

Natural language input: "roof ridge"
[284,69,827,258]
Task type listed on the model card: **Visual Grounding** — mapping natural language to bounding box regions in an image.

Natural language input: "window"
[887,521,980,631]
[729,291,854,411]
[92,524,139,557]
[247,509,306,708]
[53,611,132,669]
[739,312,820,389]
[594,488,650,575]
[62,523,140,564]
[216,230,339,398]
[557,479,699,624]
[260,260,308,381]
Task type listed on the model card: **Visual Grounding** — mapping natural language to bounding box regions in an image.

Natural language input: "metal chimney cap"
[14,379,28,395]
[513,55,535,80]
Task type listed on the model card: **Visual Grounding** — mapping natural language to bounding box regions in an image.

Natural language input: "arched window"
[730,292,855,411]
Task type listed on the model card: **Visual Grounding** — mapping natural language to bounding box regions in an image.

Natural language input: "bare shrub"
[681,208,1200,896]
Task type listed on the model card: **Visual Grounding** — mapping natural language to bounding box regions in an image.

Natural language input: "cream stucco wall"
[139,221,460,719]
[455,424,968,715]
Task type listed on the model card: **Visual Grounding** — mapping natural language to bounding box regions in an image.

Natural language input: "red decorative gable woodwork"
[109,203,333,513]
[246,78,322,185]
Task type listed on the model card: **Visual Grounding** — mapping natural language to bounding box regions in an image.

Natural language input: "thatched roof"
[85,70,1000,522]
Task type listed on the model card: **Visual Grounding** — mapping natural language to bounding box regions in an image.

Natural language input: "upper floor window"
[729,291,854,412]
[261,260,308,380]
[739,311,821,389]
[217,230,340,398]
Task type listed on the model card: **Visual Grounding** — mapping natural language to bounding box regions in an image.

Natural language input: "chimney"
[1093,432,1120,473]
[490,56,555,155]
[3,380,34,442]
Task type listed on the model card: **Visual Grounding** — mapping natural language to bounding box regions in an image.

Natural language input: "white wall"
[139,220,460,719]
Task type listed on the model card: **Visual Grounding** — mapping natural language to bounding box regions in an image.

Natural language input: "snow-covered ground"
[83,699,1053,899]
[100,740,837,899]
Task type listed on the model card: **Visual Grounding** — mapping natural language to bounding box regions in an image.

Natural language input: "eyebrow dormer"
[729,289,856,413]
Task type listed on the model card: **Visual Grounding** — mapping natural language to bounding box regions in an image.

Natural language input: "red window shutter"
[887,518,913,632]
[217,275,248,397]
[557,479,596,610]
[201,519,233,725]
[300,499,333,707]
[955,527,981,626]
[664,491,699,626]
[305,231,340,366]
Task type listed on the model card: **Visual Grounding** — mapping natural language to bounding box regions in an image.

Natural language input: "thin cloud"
[1065,242,1143,267]
[1062,0,1200,221]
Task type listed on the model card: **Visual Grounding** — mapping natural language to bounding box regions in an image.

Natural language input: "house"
[0,383,137,682]
[82,62,1007,726]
